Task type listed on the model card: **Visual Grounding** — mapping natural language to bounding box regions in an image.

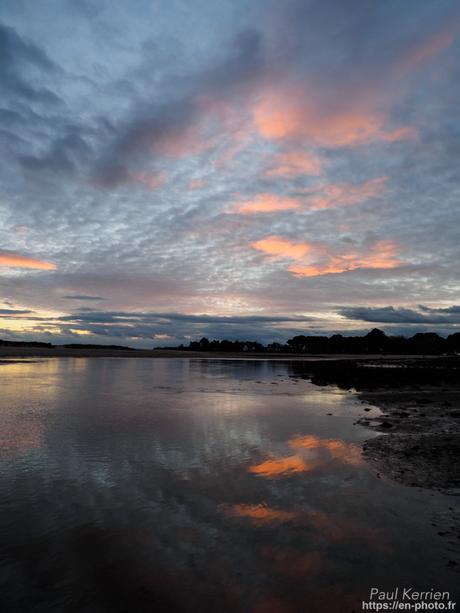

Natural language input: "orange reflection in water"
[249,455,313,478]
[248,434,363,480]
[225,504,298,524]
[288,434,363,467]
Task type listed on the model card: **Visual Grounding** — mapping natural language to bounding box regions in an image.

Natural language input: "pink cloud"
[253,89,414,147]
[234,194,302,214]
[251,236,402,277]
[232,177,387,217]
[0,251,57,270]
[288,241,402,277]
[251,236,314,259]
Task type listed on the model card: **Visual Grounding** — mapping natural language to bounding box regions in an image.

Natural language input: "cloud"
[264,150,323,177]
[289,240,401,277]
[252,88,415,147]
[188,179,207,190]
[339,305,460,324]
[0,21,61,105]
[0,0,459,345]
[398,30,455,73]
[233,194,302,214]
[231,177,386,217]
[251,236,314,259]
[0,308,34,315]
[305,177,387,211]
[58,310,314,326]
[62,295,104,301]
[132,170,168,190]
[93,29,265,187]
[252,237,402,277]
[0,251,56,270]
[11,309,315,347]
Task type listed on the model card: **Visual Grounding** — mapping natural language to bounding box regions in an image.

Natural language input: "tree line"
[170,328,460,355]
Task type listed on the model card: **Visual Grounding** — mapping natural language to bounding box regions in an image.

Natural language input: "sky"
[0,0,459,347]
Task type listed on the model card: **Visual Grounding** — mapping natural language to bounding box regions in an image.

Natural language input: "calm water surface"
[0,358,457,613]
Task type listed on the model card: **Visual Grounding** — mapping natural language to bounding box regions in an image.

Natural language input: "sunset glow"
[225,504,298,523]
[0,0,458,346]
[249,455,313,478]
[234,194,302,214]
[0,252,56,271]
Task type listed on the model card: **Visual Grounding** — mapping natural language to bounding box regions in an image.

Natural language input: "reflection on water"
[249,455,312,477]
[0,358,457,613]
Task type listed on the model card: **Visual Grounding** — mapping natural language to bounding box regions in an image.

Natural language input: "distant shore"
[0,346,453,360]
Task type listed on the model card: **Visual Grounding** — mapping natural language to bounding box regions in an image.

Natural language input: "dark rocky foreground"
[290,356,460,493]
[290,357,460,570]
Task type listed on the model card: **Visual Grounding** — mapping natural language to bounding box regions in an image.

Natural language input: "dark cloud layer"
[340,305,460,325]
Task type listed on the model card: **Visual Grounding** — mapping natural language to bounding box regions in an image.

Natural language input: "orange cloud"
[225,504,297,523]
[288,240,401,277]
[252,235,402,277]
[234,194,302,214]
[251,236,314,259]
[0,251,56,270]
[252,90,414,147]
[306,176,387,210]
[265,151,323,177]
[249,455,313,478]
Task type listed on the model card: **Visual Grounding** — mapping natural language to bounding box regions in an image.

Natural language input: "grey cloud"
[62,294,104,301]
[0,21,62,105]
[18,129,92,177]
[0,308,34,315]
[46,310,317,346]
[58,310,314,325]
[93,28,265,186]
[339,305,460,325]
[0,1,459,345]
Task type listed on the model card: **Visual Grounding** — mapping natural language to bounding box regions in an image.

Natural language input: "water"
[0,358,457,613]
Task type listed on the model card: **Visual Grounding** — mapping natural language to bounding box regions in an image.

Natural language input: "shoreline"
[0,346,453,360]
[290,356,460,569]
[288,356,460,493]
